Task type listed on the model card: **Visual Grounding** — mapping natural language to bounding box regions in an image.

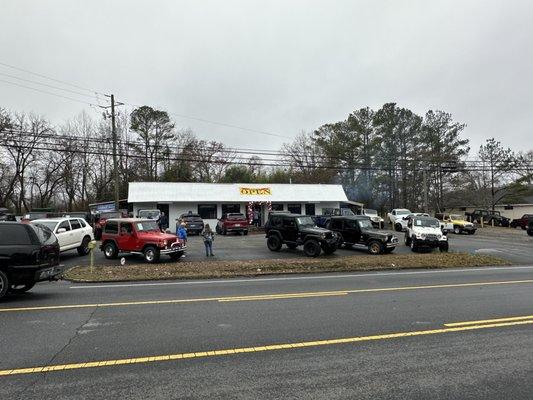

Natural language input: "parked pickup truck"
[326,216,398,255]
[216,213,248,235]
[100,218,186,263]
[465,209,510,227]
[0,222,63,299]
[435,213,476,235]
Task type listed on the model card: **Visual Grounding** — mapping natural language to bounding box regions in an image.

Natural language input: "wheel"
[303,240,321,257]
[322,244,336,255]
[77,236,91,256]
[103,242,118,259]
[0,270,9,300]
[528,230,533,237]
[143,246,160,263]
[395,223,403,232]
[243,230,248,236]
[439,242,449,252]
[9,282,35,294]
[404,235,411,246]
[453,226,461,234]
[368,240,384,255]
[216,225,221,234]
[267,235,282,251]
[286,243,298,250]
[222,228,227,236]
[385,248,395,254]
[521,226,527,230]
[468,230,475,235]
[410,237,418,252]
[169,251,183,261]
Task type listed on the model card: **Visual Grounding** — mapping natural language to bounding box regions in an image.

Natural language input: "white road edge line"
[69,265,533,289]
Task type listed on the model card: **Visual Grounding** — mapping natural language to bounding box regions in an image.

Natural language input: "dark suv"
[0,222,62,299]
[326,216,399,255]
[265,213,337,257]
[180,213,204,235]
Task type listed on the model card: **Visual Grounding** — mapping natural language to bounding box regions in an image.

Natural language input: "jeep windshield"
[364,209,378,216]
[357,219,374,229]
[135,221,160,232]
[414,218,440,228]
[396,210,411,215]
[450,214,466,220]
[138,210,160,219]
[296,216,316,227]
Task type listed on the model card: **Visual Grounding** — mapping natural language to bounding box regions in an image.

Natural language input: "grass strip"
[64,253,509,283]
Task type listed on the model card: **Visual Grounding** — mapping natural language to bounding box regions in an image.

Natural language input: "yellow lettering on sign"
[239,187,271,196]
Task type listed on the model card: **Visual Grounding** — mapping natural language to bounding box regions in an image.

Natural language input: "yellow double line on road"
[1,316,532,377]
[1,279,532,313]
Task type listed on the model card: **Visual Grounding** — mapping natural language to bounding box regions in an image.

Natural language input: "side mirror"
[57,228,67,234]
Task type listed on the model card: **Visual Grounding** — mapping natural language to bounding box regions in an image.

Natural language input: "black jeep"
[0,222,63,299]
[326,216,399,255]
[265,213,337,257]
[527,216,533,237]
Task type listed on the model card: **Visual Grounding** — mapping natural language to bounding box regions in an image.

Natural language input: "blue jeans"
[204,241,213,256]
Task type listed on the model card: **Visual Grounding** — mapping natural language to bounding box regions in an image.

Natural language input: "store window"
[198,204,217,219]
[271,203,284,212]
[287,204,302,214]
[222,204,240,214]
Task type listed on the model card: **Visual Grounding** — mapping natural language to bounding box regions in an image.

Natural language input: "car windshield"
[135,221,160,232]
[32,220,58,230]
[183,214,202,221]
[357,219,374,229]
[296,216,315,226]
[396,210,411,215]
[364,209,377,215]
[414,218,440,228]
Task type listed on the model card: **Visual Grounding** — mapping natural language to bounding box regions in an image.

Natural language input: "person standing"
[159,212,169,232]
[202,224,215,257]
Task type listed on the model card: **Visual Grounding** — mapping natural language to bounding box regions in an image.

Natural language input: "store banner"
[239,187,271,196]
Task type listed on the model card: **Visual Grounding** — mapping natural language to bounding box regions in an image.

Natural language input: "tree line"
[0,103,531,214]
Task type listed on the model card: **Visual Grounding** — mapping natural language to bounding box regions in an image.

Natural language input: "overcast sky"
[1,0,531,152]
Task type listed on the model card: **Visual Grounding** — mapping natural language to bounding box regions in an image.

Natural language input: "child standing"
[202,224,215,257]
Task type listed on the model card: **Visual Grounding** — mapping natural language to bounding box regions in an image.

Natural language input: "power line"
[0,61,106,95]
[0,79,100,107]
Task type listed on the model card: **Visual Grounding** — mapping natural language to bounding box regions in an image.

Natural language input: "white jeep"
[404,215,449,252]
[387,209,412,231]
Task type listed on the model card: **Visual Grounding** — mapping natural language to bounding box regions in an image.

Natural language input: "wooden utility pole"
[423,167,428,213]
[111,94,119,211]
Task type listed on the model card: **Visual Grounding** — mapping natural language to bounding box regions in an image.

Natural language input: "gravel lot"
[57,226,533,269]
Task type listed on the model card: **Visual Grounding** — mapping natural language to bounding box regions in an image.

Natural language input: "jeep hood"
[137,231,179,241]
[300,226,331,235]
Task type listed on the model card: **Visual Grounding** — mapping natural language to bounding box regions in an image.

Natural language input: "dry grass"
[64,253,509,283]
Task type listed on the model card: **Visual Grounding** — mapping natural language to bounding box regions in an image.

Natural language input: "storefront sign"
[239,187,271,196]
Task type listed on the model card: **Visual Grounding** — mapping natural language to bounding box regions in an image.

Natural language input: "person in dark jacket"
[202,224,214,257]
[158,212,169,232]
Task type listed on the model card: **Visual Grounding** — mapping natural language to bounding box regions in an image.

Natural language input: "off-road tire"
[322,243,336,255]
[243,230,248,236]
[453,226,461,235]
[527,229,533,237]
[395,223,403,232]
[286,243,298,250]
[439,242,449,252]
[410,237,418,252]
[267,235,282,251]
[77,236,91,256]
[368,240,384,255]
[303,239,321,257]
[405,235,411,246]
[143,246,160,263]
[103,242,118,259]
[468,230,476,235]
[0,270,9,300]
[222,228,227,236]
[216,225,221,234]
[9,282,35,294]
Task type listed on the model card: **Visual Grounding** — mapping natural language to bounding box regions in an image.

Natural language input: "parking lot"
[59,226,533,269]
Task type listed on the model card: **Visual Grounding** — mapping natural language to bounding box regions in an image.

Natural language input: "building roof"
[128,182,349,203]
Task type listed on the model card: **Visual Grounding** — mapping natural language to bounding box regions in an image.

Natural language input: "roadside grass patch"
[64,253,509,282]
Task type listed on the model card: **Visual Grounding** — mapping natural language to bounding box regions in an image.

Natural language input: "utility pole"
[111,94,119,211]
[423,167,428,213]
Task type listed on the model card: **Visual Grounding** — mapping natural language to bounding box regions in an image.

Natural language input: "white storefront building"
[128,182,356,228]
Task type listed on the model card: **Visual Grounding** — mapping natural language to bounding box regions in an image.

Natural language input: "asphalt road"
[1,266,532,399]
[59,226,533,268]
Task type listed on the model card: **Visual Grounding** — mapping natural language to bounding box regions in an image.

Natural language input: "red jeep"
[100,218,185,263]
[510,214,533,230]
[216,213,249,235]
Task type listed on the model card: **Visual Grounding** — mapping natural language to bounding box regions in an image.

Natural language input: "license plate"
[235,224,241,227]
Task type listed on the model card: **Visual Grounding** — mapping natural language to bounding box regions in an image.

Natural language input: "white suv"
[404,215,449,252]
[32,217,94,256]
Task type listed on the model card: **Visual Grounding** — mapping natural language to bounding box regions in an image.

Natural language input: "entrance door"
[157,204,169,219]
[305,204,315,216]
